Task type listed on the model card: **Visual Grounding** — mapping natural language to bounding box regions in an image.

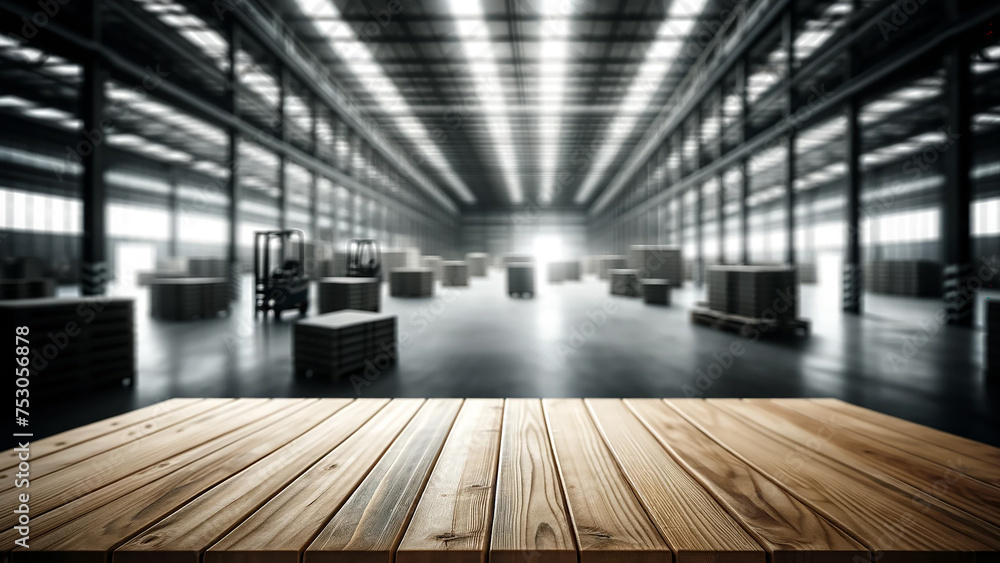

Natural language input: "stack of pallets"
[465,253,489,277]
[0,297,135,396]
[864,261,941,297]
[706,266,799,320]
[563,261,581,281]
[988,300,999,380]
[627,245,683,285]
[149,278,229,321]
[293,311,397,380]
[507,264,535,297]
[421,256,443,281]
[389,268,435,297]
[642,279,672,305]
[188,258,228,278]
[598,256,627,280]
[502,253,534,265]
[547,262,566,283]
[317,277,380,313]
[0,278,56,300]
[383,249,421,281]
[442,261,469,287]
[610,269,641,297]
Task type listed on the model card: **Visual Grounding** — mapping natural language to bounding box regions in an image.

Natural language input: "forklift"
[346,239,382,280]
[254,229,309,319]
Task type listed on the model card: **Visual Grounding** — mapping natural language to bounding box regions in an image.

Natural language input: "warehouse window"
[973,198,1000,236]
[0,187,81,234]
[108,203,169,241]
[178,213,227,244]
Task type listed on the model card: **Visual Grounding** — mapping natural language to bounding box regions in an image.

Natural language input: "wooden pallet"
[691,303,810,336]
[3,398,1000,561]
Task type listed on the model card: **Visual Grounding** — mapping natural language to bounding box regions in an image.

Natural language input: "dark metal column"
[843,98,863,315]
[277,66,288,232]
[168,166,179,257]
[783,8,796,266]
[226,20,242,301]
[80,0,107,296]
[309,96,319,242]
[739,59,750,265]
[942,31,973,327]
[694,112,704,285]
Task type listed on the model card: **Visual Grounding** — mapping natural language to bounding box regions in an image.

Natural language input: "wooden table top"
[3,398,999,562]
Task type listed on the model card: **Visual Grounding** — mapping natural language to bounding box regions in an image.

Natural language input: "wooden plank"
[12,399,331,563]
[625,399,869,563]
[0,398,204,471]
[784,399,1000,487]
[304,399,463,563]
[0,399,231,491]
[204,399,425,563]
[586,399,763,563]
[543,399,671,563]
[396,399,504,563]
[0,400,315,555]
[725,400,1000,532]
[113,398,373,563]
[0,399,289,533]
[488,399,577,563]
[668,399,995,562]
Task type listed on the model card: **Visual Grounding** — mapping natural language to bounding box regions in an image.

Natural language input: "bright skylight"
[449,0,522,204]
[574,0,710,204]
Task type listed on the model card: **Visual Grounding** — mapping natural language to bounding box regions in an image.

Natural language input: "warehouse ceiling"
[273,0,733,209]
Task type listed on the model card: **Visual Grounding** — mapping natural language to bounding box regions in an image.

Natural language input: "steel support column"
[226,20,242,301]
[277,66,288,232]
[309,96,319,242]
[783,8,796,267]
[168,165,179,257]
[80,0,107,296]
[942,32,973,327]
[738,59,751,265]
[843,98,862,315]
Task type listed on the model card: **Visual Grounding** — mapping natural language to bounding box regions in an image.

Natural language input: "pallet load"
[188,258,229,278]
[507,264,535,297]
[421,256,443,281]
[627,245,683,286]
[0,297,135,396]
[798,263,818,284]
[582,256,598,276]
[319,252,349,278]
[293,310,397,380]
[642,279,672,305]
[502,253,534,265]
[318,277,380,313]
[597,256,627,280]
[697,265,808,335]
[610,269,641,297]
[563,260,582,281]
[389,268,435,297]
[864,260,942,297]
[150,278,229,321]
[0,278,56,300]
[465,253,489,277]
[383,248,421,280]
[442,261,469,287]
[547,261,566,283]
[988,300,999,380]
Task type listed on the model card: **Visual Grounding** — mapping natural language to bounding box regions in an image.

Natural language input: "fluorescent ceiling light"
[293,0,475,204]
[574,0,710,204]
[537,0,570,204]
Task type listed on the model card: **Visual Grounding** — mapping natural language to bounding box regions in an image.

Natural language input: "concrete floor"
[30,269,1000,447]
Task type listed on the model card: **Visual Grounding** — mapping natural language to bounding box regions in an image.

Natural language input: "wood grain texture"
[396,399,504,563]
[304,399,463,563]
[0,399,313,556]
[13,400,327,563]
[0,399,231,492]
[784,399,1000,487]
[543,399,671,563]
[113,398,370,563]
[625,399,868,563]
[668,399,992,563]
[730,400,1000,531]
[488,399,577,563]
[0,398,204,471]
[586,399,764,563]
[205,399,425,563]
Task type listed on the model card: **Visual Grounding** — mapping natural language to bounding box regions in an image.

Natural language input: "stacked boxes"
[389,268,435,297]
[642,280,672,305]
[150,278,229,320]
[318,277,380,313]
[610,269,641,297]
[188,258,228,278]
[0,279,56,300]
[421,256,443,281]
[502,253,534,265]
[442,261,469,287]
[293,311,397,380]
[798,263,818,284]
[383,248,421,280]
[598,256,627,280]
[582,256,598,276]
[466,253,489,277]
[1,297,135,396]
[563,261,581,281]
[864,261,942,297]
[547,262,566,283]
[507,264,535,296]
[627,245,683,285]
[988,300,999,379]
[707,266,798,321]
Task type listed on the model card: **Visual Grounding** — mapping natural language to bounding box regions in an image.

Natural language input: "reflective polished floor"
[30,269,1000,447]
